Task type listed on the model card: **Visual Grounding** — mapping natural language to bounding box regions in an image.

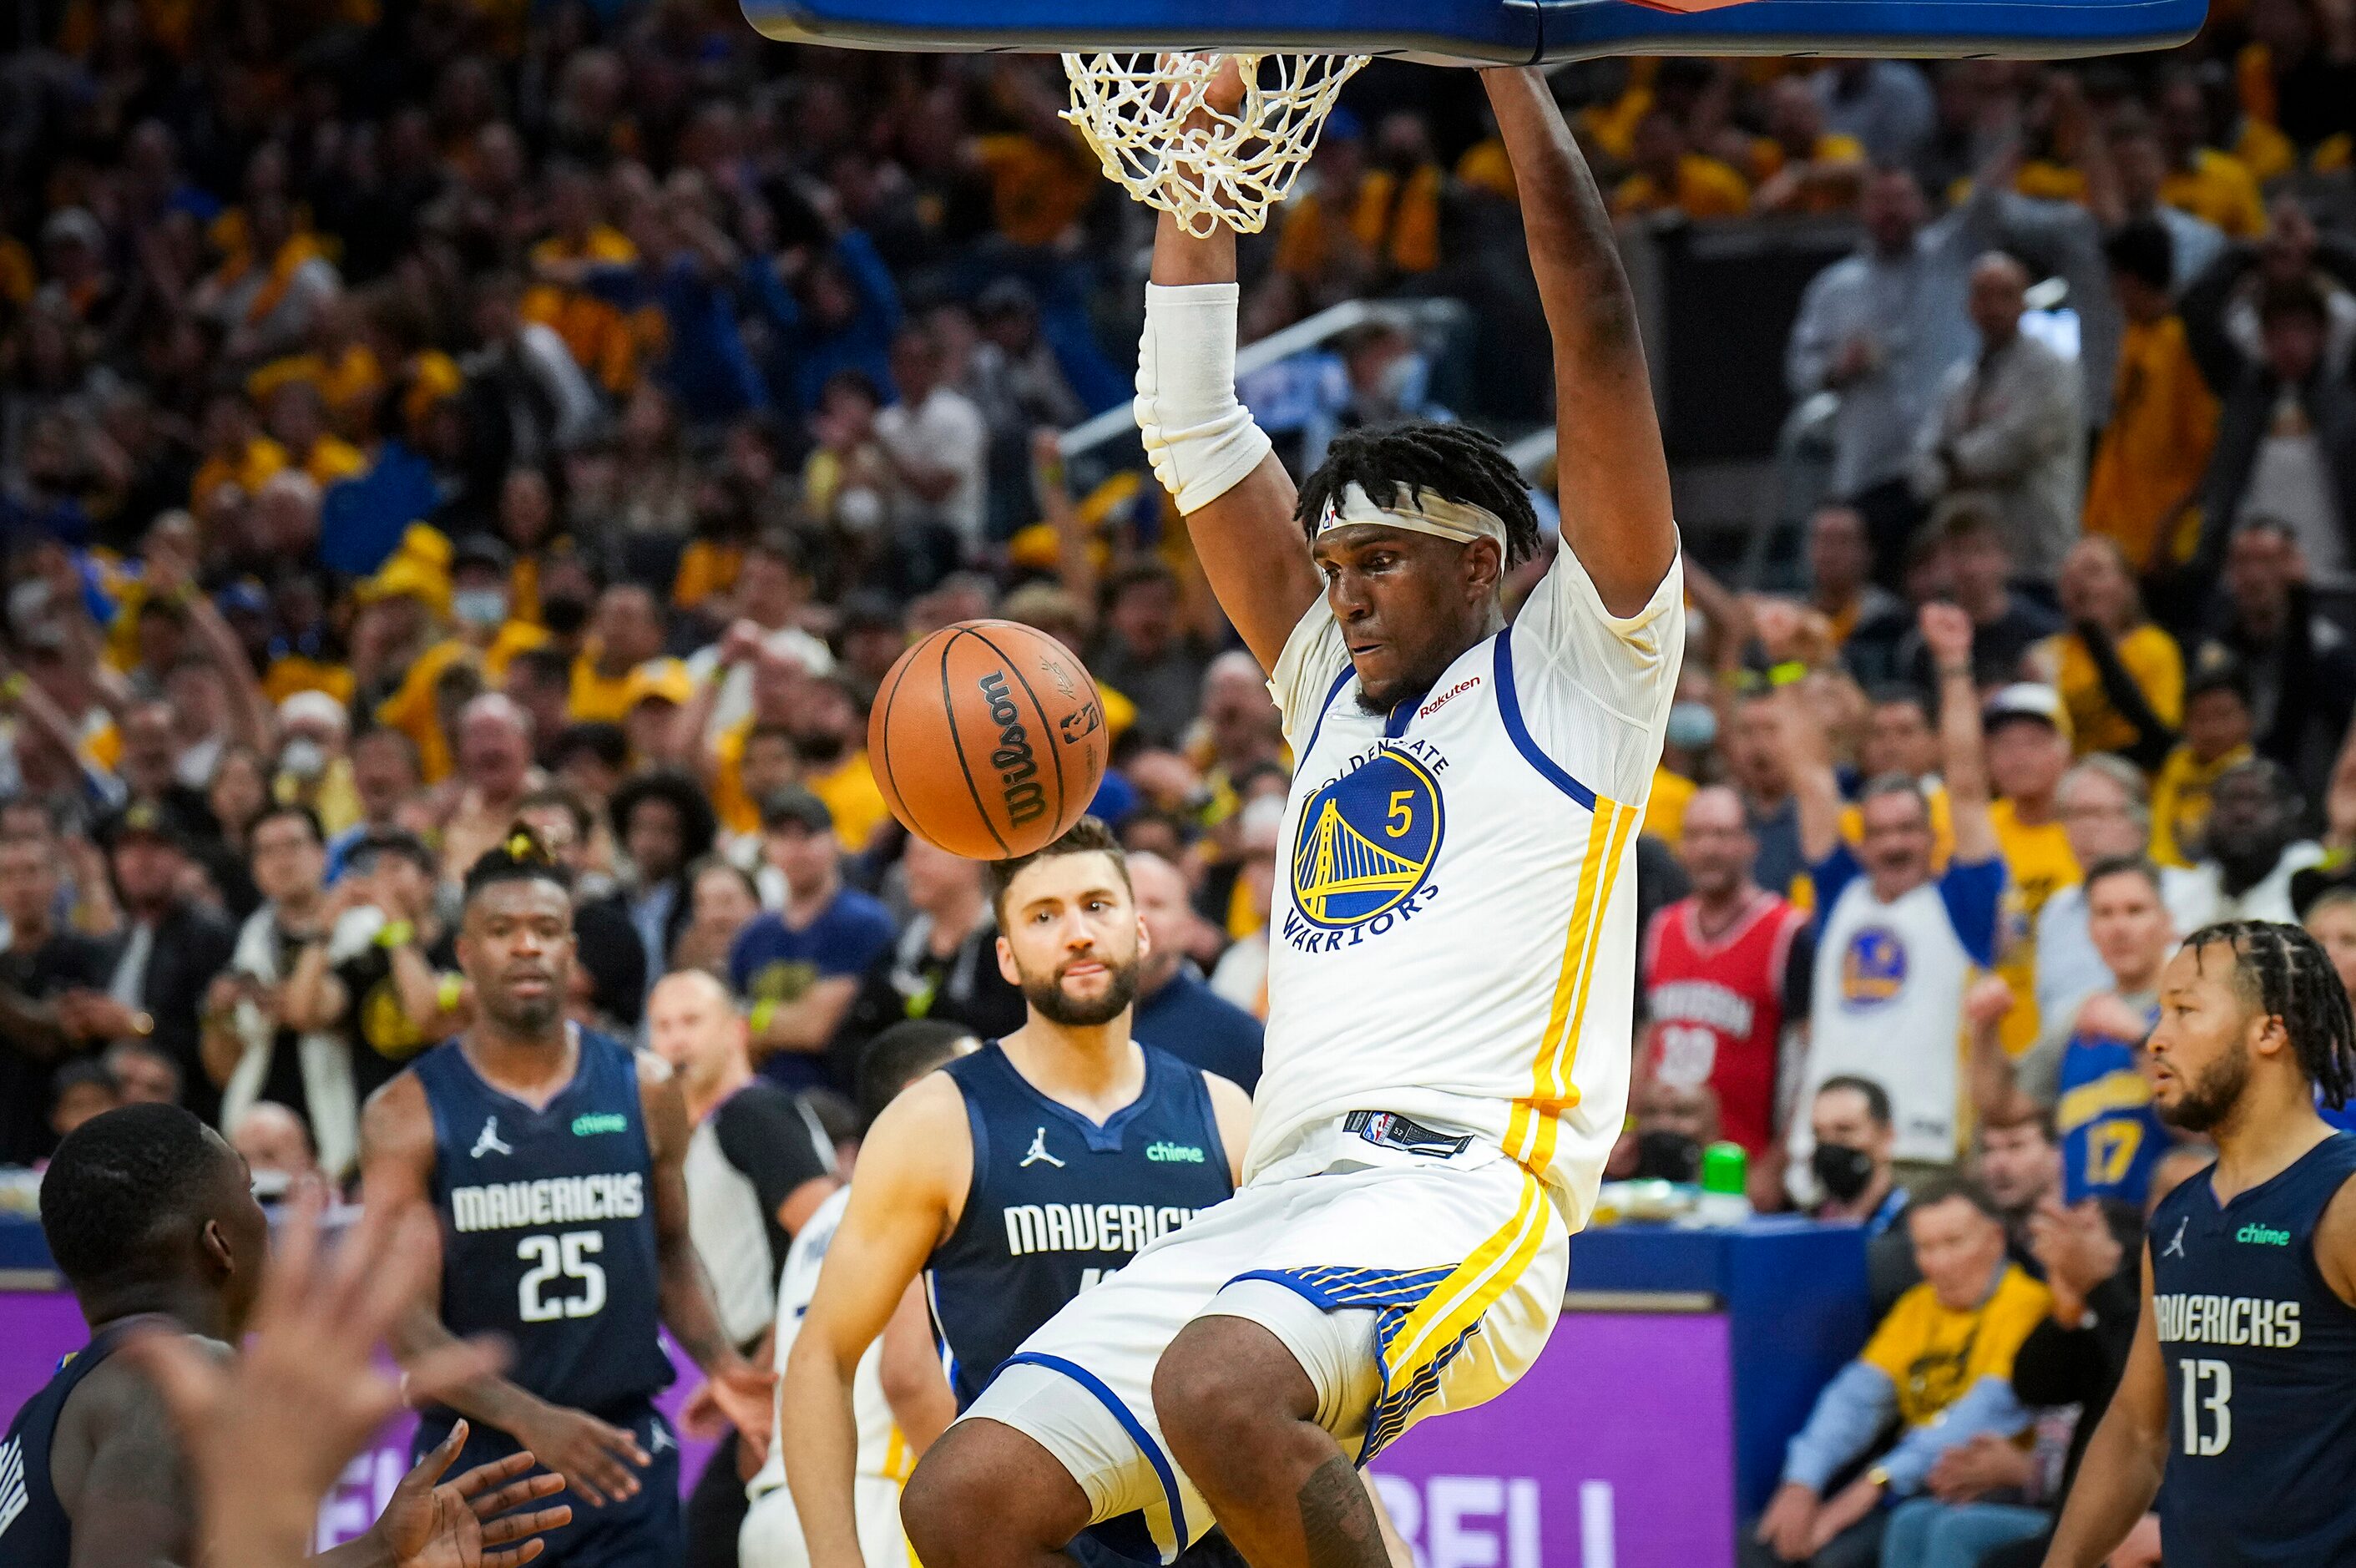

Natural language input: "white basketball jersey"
[1249,541,1683,1227]
[1798,878,1979,1165]
[747,1186,913,1506]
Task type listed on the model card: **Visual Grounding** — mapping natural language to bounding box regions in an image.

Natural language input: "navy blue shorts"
[411,1399,682,1568]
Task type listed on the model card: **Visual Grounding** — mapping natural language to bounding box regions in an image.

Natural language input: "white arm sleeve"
[1134,282,1274,516]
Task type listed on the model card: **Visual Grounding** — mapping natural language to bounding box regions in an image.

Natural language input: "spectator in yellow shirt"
[1748,79,1868,215]
[1984,685,2080,1057]
[2040,537,2185,765]
[2150,663,2259,866]
[1612,111,1753,221]
[447,536,550,680]
[1272,110,1443,300]
[569,582,667,723]
[1754,1180,2051,1562]
[2156,75,2269,239]
[260,379,368,488]
[2084,220,2219,573]
[523,164,642,396]
[189,388,286,509]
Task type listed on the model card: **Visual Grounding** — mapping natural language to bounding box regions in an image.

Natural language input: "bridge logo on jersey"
[1289,747,1443,932]
[1838,927,1909,1007]
[471,1116,513,1160]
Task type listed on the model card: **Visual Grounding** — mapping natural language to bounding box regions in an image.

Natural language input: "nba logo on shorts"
[1840,928,1909,1007]
[1290,750,1443,930]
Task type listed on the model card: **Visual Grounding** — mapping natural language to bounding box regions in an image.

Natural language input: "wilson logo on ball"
[979,670,1049,829]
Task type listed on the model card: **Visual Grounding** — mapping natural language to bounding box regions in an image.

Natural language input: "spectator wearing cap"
[1898,508,2063,692]
[273,689,359,838]
[2181,250,2356,615]
[1127,850,1265,1093]
[0,827,114,1164]
[1909,252,2083,584]
[609,768,719,1007]
[1982,683,2080,1057]
[1750,1179,2050,1568]
[2182,756,2324,923]
[569,581,668,723]
[2038,537,2185,766]
[727,786,896,1094]
[2084,219,2220,577]
[77,802,236,1122]
[2149,660,2259,866]
[620,658,696,771]
[2196,519,2356,799]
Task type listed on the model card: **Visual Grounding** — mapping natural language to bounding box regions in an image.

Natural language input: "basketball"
[868,619,1109,860]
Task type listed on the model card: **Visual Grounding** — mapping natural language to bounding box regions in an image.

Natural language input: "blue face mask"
[1665,701,1718,752]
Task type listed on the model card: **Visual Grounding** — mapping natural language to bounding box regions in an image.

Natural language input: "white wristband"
[1134,281,1273,516]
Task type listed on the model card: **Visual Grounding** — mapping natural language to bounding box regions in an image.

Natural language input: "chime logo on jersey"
[1839,927,1909,1006]
[1287,746,1443,933]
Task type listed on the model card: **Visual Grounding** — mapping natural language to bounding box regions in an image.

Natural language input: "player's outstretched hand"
[382,1422,574,1568]
[700,1358,781,1464]
[121,1189,508,1568]
[506,1402,650,1508]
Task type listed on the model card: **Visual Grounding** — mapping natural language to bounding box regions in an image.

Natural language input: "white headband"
[1316,481,1507,550]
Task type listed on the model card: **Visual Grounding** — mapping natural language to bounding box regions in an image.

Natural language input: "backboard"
[741,0,2207,62]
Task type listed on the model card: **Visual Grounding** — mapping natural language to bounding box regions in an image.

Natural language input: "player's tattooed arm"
[2043,1244,2171,1567]
[639,1053,779,1454]
[1479,66,1675,620]
[1295,1455,1391,1568]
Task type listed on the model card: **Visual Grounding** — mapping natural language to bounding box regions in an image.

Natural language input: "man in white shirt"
[874,324,988,556]
[2035,756,2213,1029]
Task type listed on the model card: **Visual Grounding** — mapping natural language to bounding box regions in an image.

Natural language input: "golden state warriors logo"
[1840,927,1909,1008]
[1291,749,1443,930]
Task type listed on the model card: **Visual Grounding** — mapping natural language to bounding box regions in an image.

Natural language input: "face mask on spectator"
[1811,1141,1876,1203]
[453,588,508,629]
[837,486,884,534]
[1633,1129,1703,1184]
[542,595,589,636]
[1665,701,1716,751]
[280,738,328,781]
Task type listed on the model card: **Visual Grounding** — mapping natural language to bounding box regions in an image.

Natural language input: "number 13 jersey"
[417,1024,674,1416]
[1252,540,1683,1227]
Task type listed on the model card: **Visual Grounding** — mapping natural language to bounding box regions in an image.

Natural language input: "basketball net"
[1060,52,1371,236]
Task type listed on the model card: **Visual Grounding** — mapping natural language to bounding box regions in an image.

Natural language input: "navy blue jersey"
[0,1318,144,1568]
[417,1026,673,1419]
[2150,1132,2356,1565]
[929,1039,1234,1409]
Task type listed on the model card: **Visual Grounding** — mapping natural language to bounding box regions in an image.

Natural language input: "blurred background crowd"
[9,0,2356,1560]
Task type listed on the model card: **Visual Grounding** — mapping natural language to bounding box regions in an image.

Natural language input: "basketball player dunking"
[2046,920,2356,1565]
[897,65,1681,1568]
[780,820,1254,1568]
[359,832,776,1567]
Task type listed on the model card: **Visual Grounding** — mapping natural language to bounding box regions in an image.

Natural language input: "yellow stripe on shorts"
[1507,794,1634,1176]
[1378,1167,1550,1393]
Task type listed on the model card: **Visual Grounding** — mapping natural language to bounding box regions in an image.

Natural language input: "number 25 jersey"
[417,1025,674,1416]
[1252,541,1683,1227]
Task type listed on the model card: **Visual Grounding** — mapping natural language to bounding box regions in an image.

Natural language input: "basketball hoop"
[1060,52,1370,237]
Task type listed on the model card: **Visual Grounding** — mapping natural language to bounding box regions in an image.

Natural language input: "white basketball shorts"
[739,1474,913,1568]
[958,1119,1570,1563]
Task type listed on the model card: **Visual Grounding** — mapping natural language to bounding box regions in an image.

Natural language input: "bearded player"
[898,66,1680,1568]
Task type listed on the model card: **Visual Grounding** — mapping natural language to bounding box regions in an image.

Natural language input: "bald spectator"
[436,692,544,880]
[1911,252,2084,584]
[1128,851,1265,1092]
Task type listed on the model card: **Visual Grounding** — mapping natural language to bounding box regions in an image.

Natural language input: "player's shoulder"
[358,1063,437,1156]
[854,1070,973,1203]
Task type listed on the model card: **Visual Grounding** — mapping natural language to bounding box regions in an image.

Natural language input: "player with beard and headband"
[779,818,1261,1568]
[357,829,776,1568]
[2045,920,2356,1566]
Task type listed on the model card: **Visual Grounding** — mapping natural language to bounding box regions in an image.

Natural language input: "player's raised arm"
[1480,68,1676,618]
[783,1075,971,1568]
[1135,69,1319,671]
[2041,1245,2170,1566]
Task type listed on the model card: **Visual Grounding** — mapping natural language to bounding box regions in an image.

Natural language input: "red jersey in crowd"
[1640,890,1814,1156]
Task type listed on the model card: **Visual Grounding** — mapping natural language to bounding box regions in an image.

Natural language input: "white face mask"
[280,737,328,781]
[452,588,509,629]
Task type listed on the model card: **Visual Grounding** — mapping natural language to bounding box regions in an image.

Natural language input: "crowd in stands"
[11,0,2356,1564]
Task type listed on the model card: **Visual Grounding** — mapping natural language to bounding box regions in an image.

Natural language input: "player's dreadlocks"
[1294,423,1543,567]
[2185,920,2356,1110]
